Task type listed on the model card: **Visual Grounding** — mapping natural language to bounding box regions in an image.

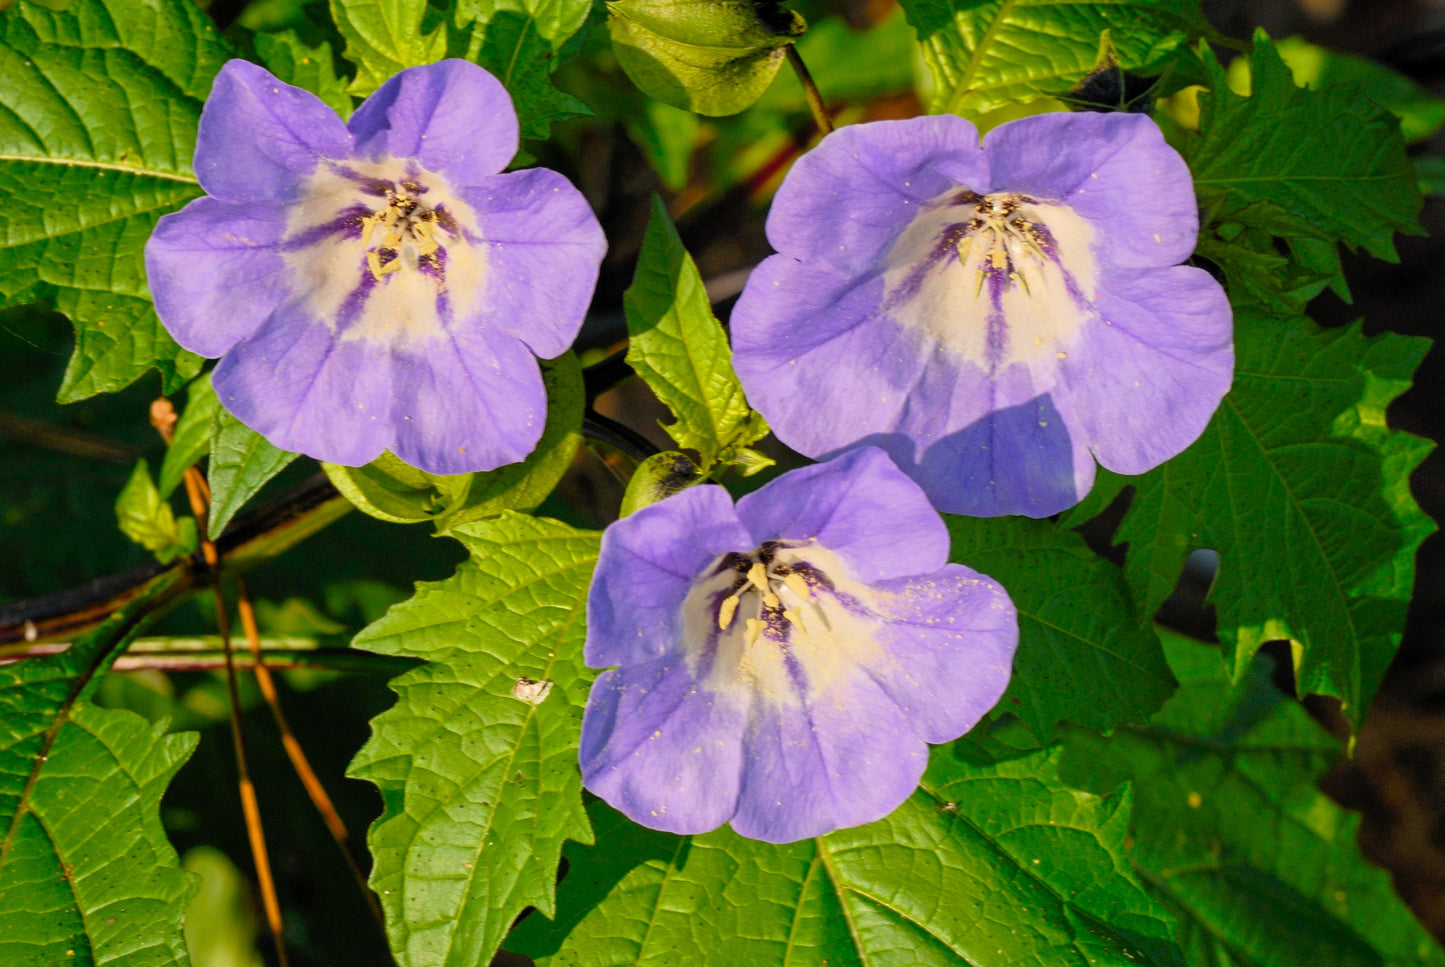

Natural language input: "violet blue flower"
[581,447,1017,843]
[731,112,1233,517]
[145,59,606,474]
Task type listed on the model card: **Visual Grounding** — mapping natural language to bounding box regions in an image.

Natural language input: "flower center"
[357,178,457,282]
[881,187,1098,369]
[713,543,826,649]
[283,158,487,346]
[681,542,883,707]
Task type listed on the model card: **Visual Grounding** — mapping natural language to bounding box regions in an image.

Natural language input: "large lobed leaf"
[1078,312,1433,729]
[1189,33,1422,265]
[0,579,198,967]
[948,515,1175,740]
[0,0,231,401]
[625,196,768,472]
[347,513,601,967]
[508,742,1183,966]
[1062,630,1445,967]
[899,0,1203,117]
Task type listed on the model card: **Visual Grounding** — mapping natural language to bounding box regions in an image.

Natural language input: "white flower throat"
[283,157,487,346]
[882,187,1099,369]
[682,542,884,707]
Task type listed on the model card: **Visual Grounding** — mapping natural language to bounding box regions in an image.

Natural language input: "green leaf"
[452,0,594,140]
[1061,630,1445,967]
[1194,209,1334,315]
[619,450,702,516]
[159,374,219,498]
[0,0,230,400]
[1228,35,1445,145]
[1189,33,1422,264]
[623,99,700,191]
[116,459,195,564]
[253,29,354,117]
[947,515,1175,740]
[608,0,805,116]
[0,576,199,967]
[324,352,584,529]
[331,0,446,95]
[1415,154,1445,197]
[207,407,299,538]
[899,0,1203,117]
[1101,312,1434,727]
[509,743,1183,966]
[347,513,600,967]
[625,197,768,470]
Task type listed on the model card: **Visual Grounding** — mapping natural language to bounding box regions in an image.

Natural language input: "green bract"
[608,0,806,115]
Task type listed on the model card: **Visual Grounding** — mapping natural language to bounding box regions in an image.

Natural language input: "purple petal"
[731,257,917,453]
[587,485,753,668]
[146,197,289,357]
[580,662,746,835]
[462,168,607,358]
[865,567,1017,743]
[731,673,929,843]
[195,60,353,203]
[1056,266,1234,475]
[348,60,518,185]
[909,392,1095,518]
[982,112,1198,269]
[766,114,989,274]
[735,448,950,581]
[387,325,547,474]
[212,301,392,466]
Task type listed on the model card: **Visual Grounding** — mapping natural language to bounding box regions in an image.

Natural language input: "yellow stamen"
[718,595,739,631]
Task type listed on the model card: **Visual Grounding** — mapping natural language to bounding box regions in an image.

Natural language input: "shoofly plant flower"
[731,112,1233,517]
[146,60,606,474]
[581,447,1017,843]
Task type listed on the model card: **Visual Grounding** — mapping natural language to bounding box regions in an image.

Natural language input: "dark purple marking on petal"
[880,221,970,314]
[279,204,371,250]
[329,165,395,196]
[335,266,379,331]
[985,274,1008,367]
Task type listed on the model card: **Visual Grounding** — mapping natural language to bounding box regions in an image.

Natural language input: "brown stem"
[236,576,389,939]
[157,400,290,967]
[786,45,834,136]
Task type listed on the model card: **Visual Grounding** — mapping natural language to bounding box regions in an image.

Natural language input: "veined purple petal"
[461,168,608,359]
[195,60,353,204]
[1056,266,1234,475]
[731,257,917,451]
[349,60,518,184]
[388,325,546,474]
[735,447,950,581]
[587,485,753,668]
[766,114,989,275]
[908,393,1096,518]
[732,673,929,843]
[145,197,289,357]
[866,567,1017,743]
[580,661,746,835]
[212,300,393,466]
